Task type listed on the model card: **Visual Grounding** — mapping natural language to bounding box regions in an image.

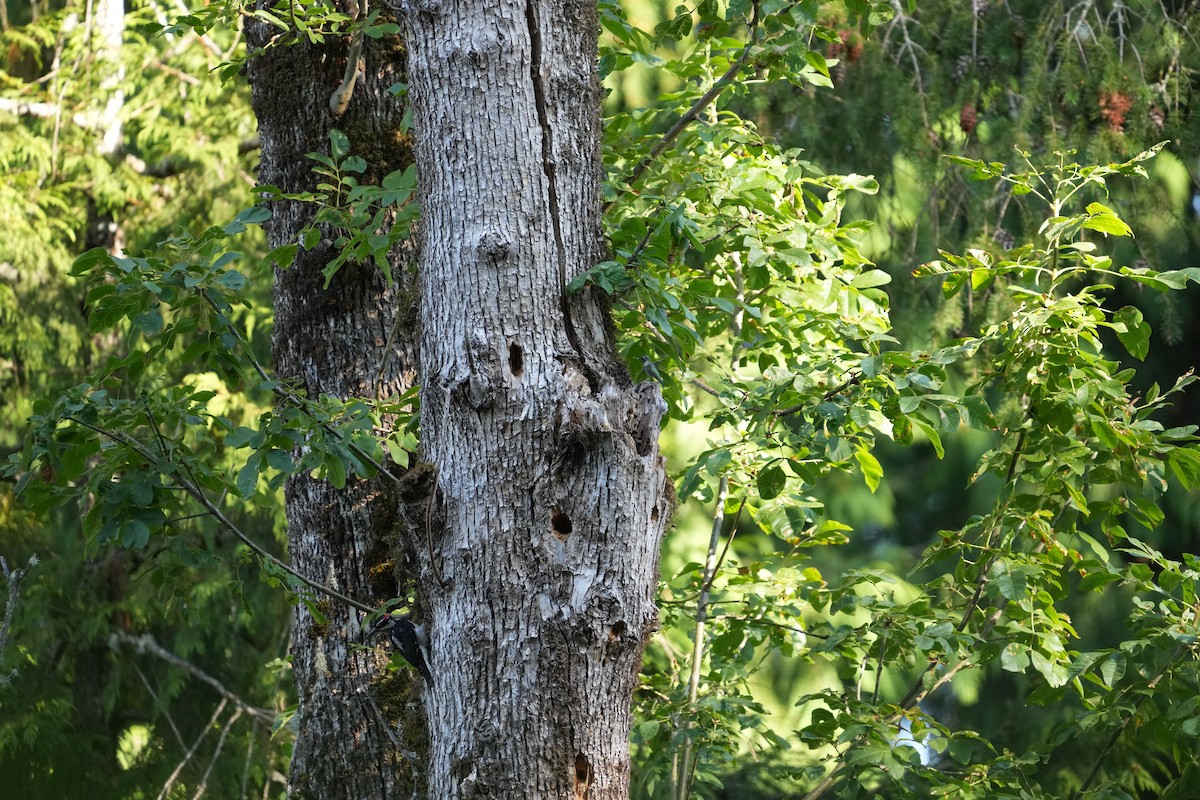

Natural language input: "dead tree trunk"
[401,0,672,795]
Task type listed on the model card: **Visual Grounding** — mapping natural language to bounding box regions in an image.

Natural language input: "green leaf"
[1081,202,1132,237]
[324,454,348,489]
[837,173,879,195]
[1077,571,1121,592]
[994,563,1026,601]
[1099,653,1126,687]
[850,269,891,289]
[1168,447,1200,490]
[911,418,944,459]
[132,308,163,336]
[122,519,151,549]
[217,270,247,292]
[225,426,260,448]
[385,437,411,468]
[854,448,882,492]
[266,243,298,269]
[329,128,350,160]
[1030,650,1069,687]
[1112,306,1150,361]
[72,247,114,276]
[301,227,322,250]
[236,458,261,497]
[1119,265,1200,290]
[365,21,400,37]
[236,205,272,225]
[757,463,787,500]
[1001,643,1030,672]
[803,50,830,79]
[265,448,294,473]
[704,448,732,476]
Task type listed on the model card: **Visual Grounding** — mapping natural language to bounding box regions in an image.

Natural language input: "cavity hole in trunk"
[574,752,592,790]
[508,342,524,376]
[551,507,573,541]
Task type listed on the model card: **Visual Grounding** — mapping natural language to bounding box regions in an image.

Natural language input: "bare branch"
[133,661,188,751]
[190,706,244,800]
[674,475,732,800]
[156,698,229,800]
[0,97,96,126]
[111,631,275,722]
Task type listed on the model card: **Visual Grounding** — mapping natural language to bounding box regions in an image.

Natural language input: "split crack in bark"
[524,0,596,389]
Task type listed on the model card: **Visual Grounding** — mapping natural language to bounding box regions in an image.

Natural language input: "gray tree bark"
[245,10,424,800]
[249,0,670,794]
[401,0,672,795]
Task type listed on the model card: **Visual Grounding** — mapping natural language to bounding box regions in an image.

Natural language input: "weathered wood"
[402,0,671,795]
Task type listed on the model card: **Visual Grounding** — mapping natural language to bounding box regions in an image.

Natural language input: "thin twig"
[156,698,229,800]
[362,689,404,752]
[884,0,931,133]
[773,371,861,417]
[622,1,761,191]
[134,661,187,750]
[871,621,889,706]
[239,725,256,800]
[710,613,829,640]
[675,475,731,800]
[697,496,746,598]
[191,706,244,800]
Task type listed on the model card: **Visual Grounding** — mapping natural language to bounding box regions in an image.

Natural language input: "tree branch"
[111,631,275,722]
[674,475,732,800]
[621,2,761,190]
[772,371,862,417]
[198,290,408,496]
[1069,644,1188,800]
[67,415,375,614]
[190,705,244,800]
[156,698,228,800]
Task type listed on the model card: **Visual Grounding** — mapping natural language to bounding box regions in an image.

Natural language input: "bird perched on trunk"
[368,612,434,688]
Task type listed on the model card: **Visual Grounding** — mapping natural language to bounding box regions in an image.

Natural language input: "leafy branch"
[623,1,761,191]
[9,205,420,618]
[65,413,375,614]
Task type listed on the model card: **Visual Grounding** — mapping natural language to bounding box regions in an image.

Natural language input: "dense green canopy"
[2,0,1198,797]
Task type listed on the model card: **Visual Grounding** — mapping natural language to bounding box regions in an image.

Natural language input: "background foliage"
[1,0,1198,799]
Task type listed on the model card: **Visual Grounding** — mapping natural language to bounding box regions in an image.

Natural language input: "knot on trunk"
[464,328,499,410]
[558,374,666,459]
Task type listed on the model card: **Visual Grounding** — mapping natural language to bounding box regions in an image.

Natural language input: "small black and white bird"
[369,612,434,688]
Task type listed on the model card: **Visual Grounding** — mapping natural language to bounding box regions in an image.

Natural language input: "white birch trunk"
[401,0,672,795]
